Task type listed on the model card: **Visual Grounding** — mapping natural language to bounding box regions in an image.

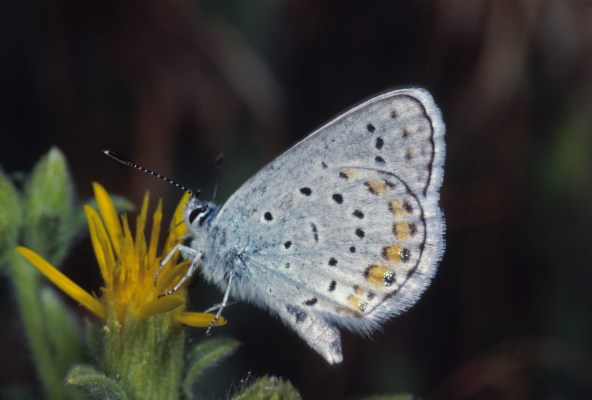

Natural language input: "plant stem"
[103,311,185,400]
[10,251,66,399]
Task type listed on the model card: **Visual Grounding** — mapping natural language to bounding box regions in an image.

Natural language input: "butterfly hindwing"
[229,165,429,329]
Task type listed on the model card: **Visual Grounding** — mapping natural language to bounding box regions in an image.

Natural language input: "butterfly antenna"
[211,153,224,201]
[103,150,200,198]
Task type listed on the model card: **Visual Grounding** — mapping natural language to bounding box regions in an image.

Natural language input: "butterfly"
[108,87,445,364]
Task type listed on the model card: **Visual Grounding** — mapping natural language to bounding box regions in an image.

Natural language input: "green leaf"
[85,319,104,363]
[8,249,68,400]
[40,288,85,375]
[0,167,22,264]
[66,364,129,400]
[182,337,240,399]
[22,147,77,266]
[231,376,302,400]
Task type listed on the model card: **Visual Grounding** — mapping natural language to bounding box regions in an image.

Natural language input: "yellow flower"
[16,182,225,328]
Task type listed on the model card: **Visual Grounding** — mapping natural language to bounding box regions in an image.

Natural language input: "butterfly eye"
[188,207,204,225]
[187,205,212,226]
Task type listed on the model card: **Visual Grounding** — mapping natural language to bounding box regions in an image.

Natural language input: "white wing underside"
[208,88,445,363]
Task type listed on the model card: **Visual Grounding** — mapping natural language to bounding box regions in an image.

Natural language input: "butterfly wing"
[208,88,445,363]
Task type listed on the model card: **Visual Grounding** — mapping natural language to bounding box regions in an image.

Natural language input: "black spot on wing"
[400,248,411,262]
[310,223,319,242]
[402,201,413,213]
[304,298,318,306]
[286,305,307,323]
[375,137,384,149]
[329,280,337,292]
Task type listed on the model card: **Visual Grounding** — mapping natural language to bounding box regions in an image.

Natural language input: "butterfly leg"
[203,301,236,313]
[277,305,343,364]
[205,271,233,335]
[157,245,203,297]
[155,244,198,284]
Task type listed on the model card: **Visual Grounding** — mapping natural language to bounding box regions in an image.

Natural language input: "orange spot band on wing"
[394,223,409,240]
[365,264,391,287]
[365,179,391,195]
[389,200,405,216]
[347,295,367,313]
[382,244,401,263]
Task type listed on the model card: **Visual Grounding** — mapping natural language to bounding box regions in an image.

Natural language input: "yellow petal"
[118,216,143,291]
[147,199,163,264]
[84,205,115,285]
[175,311,227,328]
[92,182,123,256]
[134,192,149,259]
[136,294,184,319]
[154,261,189,295]
[165,193,191,251]
[16,246,105,319]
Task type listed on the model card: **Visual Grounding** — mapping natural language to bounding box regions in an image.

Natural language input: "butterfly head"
[184,195,217,231]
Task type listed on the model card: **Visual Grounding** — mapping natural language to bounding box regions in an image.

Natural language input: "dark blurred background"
[2,1,592,399]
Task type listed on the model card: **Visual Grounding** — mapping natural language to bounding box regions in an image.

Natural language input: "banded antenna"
[103,150,199,198]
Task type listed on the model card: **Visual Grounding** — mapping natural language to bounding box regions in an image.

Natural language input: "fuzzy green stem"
[102,309,185,400]
[9,251,66,399]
